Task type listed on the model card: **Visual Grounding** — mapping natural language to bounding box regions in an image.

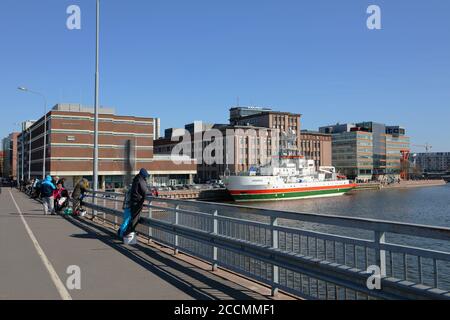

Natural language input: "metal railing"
[81,190,450,300]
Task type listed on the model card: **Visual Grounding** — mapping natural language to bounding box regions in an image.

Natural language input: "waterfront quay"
[354,179,447,191]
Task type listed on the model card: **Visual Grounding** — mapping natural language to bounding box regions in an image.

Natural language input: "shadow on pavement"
[64,215,267,301]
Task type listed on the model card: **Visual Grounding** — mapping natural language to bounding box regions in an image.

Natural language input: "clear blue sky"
[1,0,449,152]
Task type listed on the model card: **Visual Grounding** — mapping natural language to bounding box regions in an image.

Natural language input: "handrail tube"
[146,196,450,241]
[82,200,450,300]
[139,215,448,300]
[88,191,450,242]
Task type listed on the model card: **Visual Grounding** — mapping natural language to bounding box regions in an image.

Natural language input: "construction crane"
[413,143,433,153]
[399,142,432,180]
[400,149,411,180]
[402,143,433,179]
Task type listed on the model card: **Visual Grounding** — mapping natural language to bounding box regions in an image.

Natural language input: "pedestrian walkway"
[0,188,271,300]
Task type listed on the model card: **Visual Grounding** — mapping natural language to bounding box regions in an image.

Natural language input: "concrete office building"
[17,104,196,189]
[16,120,36,182]
[153,118,161,140]
[415,152,450,173]
[300,130,332,168]
[320,122,410,181]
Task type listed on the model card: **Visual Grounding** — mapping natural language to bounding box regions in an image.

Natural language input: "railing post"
[374,231,387,277]
[174,204,180,255]
[92,191,98,219]
[212,210,218,271]
[114,199,118,230]
[271,216,279,297]
[90,191,95,218]
[148,200,153,245]
[103,196,106,225]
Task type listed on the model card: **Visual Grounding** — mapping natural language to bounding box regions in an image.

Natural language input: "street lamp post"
[93,0,100,192]
[18,87,47,180]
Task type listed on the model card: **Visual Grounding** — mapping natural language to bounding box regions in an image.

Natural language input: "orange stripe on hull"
[229,183,358,195]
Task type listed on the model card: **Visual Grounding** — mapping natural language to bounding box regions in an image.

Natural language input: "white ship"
[223,156,356,202]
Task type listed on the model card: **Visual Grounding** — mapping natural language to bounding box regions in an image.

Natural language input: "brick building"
[155,122,278,182]
[300,130,332,168]
[2,132,19,179]
[230,107,301,156]
[17,104,196,189]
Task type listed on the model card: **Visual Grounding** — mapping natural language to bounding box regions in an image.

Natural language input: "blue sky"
[0,0,449,152]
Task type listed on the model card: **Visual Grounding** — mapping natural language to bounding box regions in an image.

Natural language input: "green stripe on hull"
[231,188,354,201]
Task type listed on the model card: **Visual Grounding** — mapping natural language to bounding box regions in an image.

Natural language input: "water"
[221,184,450,294]
[245,184,450,227]
[138,185,450,297]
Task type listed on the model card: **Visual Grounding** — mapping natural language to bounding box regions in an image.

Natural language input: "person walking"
[41,175,56,215]
[120,168,149,238]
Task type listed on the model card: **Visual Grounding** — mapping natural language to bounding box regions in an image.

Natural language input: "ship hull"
[224,176,357,202]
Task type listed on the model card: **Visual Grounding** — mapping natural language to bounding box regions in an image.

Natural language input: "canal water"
[245,184,450,227]
[220,184,450,296]
[146,185,450,298]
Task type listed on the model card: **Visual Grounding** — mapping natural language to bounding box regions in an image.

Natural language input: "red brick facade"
[17,105,196,188]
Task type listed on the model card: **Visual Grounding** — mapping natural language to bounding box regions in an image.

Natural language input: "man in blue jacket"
[41,175,56,215]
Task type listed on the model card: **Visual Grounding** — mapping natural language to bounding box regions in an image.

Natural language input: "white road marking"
[9,190,72,300]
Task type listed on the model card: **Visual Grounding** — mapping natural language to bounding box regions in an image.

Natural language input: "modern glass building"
[330,130,374,181]
[386,134,410,175]
[357,122,386,176]
[320,122,410,181]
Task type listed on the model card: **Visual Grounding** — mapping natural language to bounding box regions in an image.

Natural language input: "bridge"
[1,187,450,300]
[0,189,288,300]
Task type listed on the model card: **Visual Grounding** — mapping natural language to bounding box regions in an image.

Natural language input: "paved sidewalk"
[0,188,269,300]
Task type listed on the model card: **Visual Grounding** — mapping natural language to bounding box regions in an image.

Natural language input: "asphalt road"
[0,188,267,300]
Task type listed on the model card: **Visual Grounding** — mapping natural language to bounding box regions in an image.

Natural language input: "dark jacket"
[130,173,148,209]
[41,176,56,198]
[72,179,89,200]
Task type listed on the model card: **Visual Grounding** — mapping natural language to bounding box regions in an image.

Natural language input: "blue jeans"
[42,197,54,215]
